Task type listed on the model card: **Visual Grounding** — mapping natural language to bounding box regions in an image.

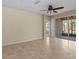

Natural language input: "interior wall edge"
[2,37,42,46]
[2,6,42,16]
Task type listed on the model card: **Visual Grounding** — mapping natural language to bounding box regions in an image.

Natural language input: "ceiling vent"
[32,0,40,4]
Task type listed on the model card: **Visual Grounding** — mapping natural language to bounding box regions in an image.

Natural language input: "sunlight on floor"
[46,37,50,46]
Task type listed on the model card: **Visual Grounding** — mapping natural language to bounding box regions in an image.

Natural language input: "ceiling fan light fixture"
[47,11,52,15]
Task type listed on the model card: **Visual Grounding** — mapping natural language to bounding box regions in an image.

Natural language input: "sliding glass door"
[62,19,76,37]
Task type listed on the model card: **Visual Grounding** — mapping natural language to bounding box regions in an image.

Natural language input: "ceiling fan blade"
[53,10,57,13]
[53,7,64,10]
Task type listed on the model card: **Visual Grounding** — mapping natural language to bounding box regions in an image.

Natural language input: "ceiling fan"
[40,0,64,14]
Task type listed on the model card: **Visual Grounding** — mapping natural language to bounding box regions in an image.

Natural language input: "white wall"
[2,7,43,45]
[43,16,50,38]
[2,6,76,45]
[51,17,56,37]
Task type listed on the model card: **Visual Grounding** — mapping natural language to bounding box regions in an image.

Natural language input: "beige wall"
[2,7,43,45]
[2,6,76,45]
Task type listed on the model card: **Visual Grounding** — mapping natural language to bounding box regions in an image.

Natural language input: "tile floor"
[2,37,76,59]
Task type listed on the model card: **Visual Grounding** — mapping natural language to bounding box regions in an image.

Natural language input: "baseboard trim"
[2,37,42,46]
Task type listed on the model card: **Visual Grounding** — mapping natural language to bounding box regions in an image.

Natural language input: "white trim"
[2,37,42,46]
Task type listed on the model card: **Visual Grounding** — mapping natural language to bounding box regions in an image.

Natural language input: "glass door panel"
[62,19,76,37]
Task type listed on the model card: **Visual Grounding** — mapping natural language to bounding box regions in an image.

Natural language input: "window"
[62,19,76,37]
[62,20,68,34]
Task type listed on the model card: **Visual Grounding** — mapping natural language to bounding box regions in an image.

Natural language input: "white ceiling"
[2,0,76,16]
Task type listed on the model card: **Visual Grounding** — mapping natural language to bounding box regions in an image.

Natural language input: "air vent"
[32,0,40,4]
